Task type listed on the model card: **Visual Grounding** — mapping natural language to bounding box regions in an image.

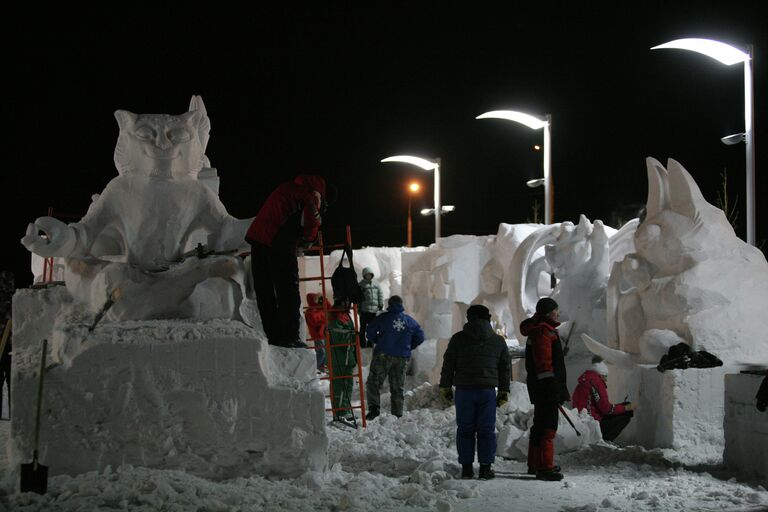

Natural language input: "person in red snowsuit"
[572,357,636,442]
[245,175,329,348]
[304,292,328,369]
[521,297,569,481]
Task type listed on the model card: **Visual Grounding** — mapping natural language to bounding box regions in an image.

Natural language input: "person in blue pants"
[439,305,511,480]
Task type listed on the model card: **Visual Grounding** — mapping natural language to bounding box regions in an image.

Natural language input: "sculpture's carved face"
[113,110,204,180]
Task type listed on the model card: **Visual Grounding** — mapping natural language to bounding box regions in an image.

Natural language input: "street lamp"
[476,110,553,224]
[407,181,421,247]
[651,38,755,245]
[382,155,442,241]
[420,205,455,217]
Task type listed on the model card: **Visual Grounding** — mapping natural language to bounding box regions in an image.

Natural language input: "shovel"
[20,338,48,494]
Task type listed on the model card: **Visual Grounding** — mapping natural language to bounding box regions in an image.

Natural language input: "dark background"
[3,3,766,286]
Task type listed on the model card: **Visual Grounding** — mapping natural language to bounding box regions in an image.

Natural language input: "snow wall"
[724,373,768,480]
[7,287,328,482]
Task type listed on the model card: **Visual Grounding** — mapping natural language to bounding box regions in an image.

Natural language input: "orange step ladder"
[300,225,367,428]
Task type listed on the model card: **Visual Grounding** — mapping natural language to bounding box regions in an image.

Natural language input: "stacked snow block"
[724,373,768,480]
[9,287,328,480]
[610,365,730,462]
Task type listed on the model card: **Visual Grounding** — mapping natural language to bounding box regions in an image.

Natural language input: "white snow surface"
[2,382,766,511]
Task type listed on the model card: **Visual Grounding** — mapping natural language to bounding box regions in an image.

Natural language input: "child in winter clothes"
[521,297,570,481]
[358,267,383,348]
[304,293,328,370]
[572,356,636,442]
[329,297,357,422]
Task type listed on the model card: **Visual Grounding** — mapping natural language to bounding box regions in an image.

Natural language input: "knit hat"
[466,304,492,321]
[535,297,559,315]
[592,361,609,377]
[388,295,403,306]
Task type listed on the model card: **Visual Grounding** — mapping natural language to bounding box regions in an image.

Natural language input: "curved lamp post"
[382,155,442,241]
[476,110,553,224]
[652,38,754,245]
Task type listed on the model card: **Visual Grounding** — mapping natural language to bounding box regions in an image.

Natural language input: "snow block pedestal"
[611,365,729,462]
[8,287,328,481]
[724,373,768,480]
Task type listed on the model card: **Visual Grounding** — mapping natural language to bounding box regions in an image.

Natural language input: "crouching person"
[572,356,636,442]
[521,298,569,481]
[439,305,511,480]
[365,296,424,420]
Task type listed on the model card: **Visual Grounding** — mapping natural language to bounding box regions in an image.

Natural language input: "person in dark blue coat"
[364,295,425,420]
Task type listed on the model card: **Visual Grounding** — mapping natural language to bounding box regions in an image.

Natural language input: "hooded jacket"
[572,369,627,421]
[245,175,325,247]
[439,318,511,391]
[304,292,327,342]
[366,303,424,358]
[521,313,568,404]
[358,267,383,314]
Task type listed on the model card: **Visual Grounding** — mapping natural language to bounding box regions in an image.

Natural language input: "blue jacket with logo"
[366,303,425,358]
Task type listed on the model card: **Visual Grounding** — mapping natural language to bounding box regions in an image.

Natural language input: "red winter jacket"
[304,292,327,342]
[245,175,326,247]
[572,370,627,421]
[521,313,568,404]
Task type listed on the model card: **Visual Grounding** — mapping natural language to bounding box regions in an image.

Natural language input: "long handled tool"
[20,339,49,494]
[558,405,581,436]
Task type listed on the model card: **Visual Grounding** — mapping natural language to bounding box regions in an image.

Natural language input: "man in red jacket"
[245,175,330,348]
[521,297,569,481]
[572,356,636,442]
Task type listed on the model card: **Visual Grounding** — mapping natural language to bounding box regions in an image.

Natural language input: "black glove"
[496,391,509,408]
[758,400,767,413]
[439,387,453,402]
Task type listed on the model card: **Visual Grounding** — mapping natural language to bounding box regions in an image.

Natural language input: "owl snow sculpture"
[21,96,253,321]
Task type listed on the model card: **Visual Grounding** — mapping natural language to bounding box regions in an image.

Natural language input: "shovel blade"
[20,462,48,494]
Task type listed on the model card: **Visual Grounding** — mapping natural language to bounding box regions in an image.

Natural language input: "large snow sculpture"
[509,216,635,387]
[587,157,768,367]
[20,96,252,321]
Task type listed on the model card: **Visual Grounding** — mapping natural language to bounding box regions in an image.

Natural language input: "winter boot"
[536,468,564,481]
[478,464,495,480]
[365,407,380,421]
[461,464,474,479]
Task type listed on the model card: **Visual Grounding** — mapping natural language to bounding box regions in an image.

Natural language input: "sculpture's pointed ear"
[667,158,708,221]
[645,156,669,218]
[114,110,137,130]
[188,96,212,152]
[189,95,207,115]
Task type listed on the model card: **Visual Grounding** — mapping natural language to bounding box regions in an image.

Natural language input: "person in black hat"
[520,297,570,481]
[439,304,511,480]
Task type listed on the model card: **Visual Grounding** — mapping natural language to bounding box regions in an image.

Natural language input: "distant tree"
[526,199,541,224]
[715,168,739,231]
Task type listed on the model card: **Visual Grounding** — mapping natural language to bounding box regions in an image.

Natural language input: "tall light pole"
[476,110,553,224]
[651,38,755,245]
[382,155,442,241]
[407,181,421,247]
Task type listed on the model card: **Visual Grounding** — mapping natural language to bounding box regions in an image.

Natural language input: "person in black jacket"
[439,304,511,480]
[521,297,570,481]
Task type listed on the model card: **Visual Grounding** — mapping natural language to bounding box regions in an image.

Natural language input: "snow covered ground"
[1,382,766,512]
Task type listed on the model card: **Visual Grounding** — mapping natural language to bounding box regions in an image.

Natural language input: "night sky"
[4,4,766,286]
